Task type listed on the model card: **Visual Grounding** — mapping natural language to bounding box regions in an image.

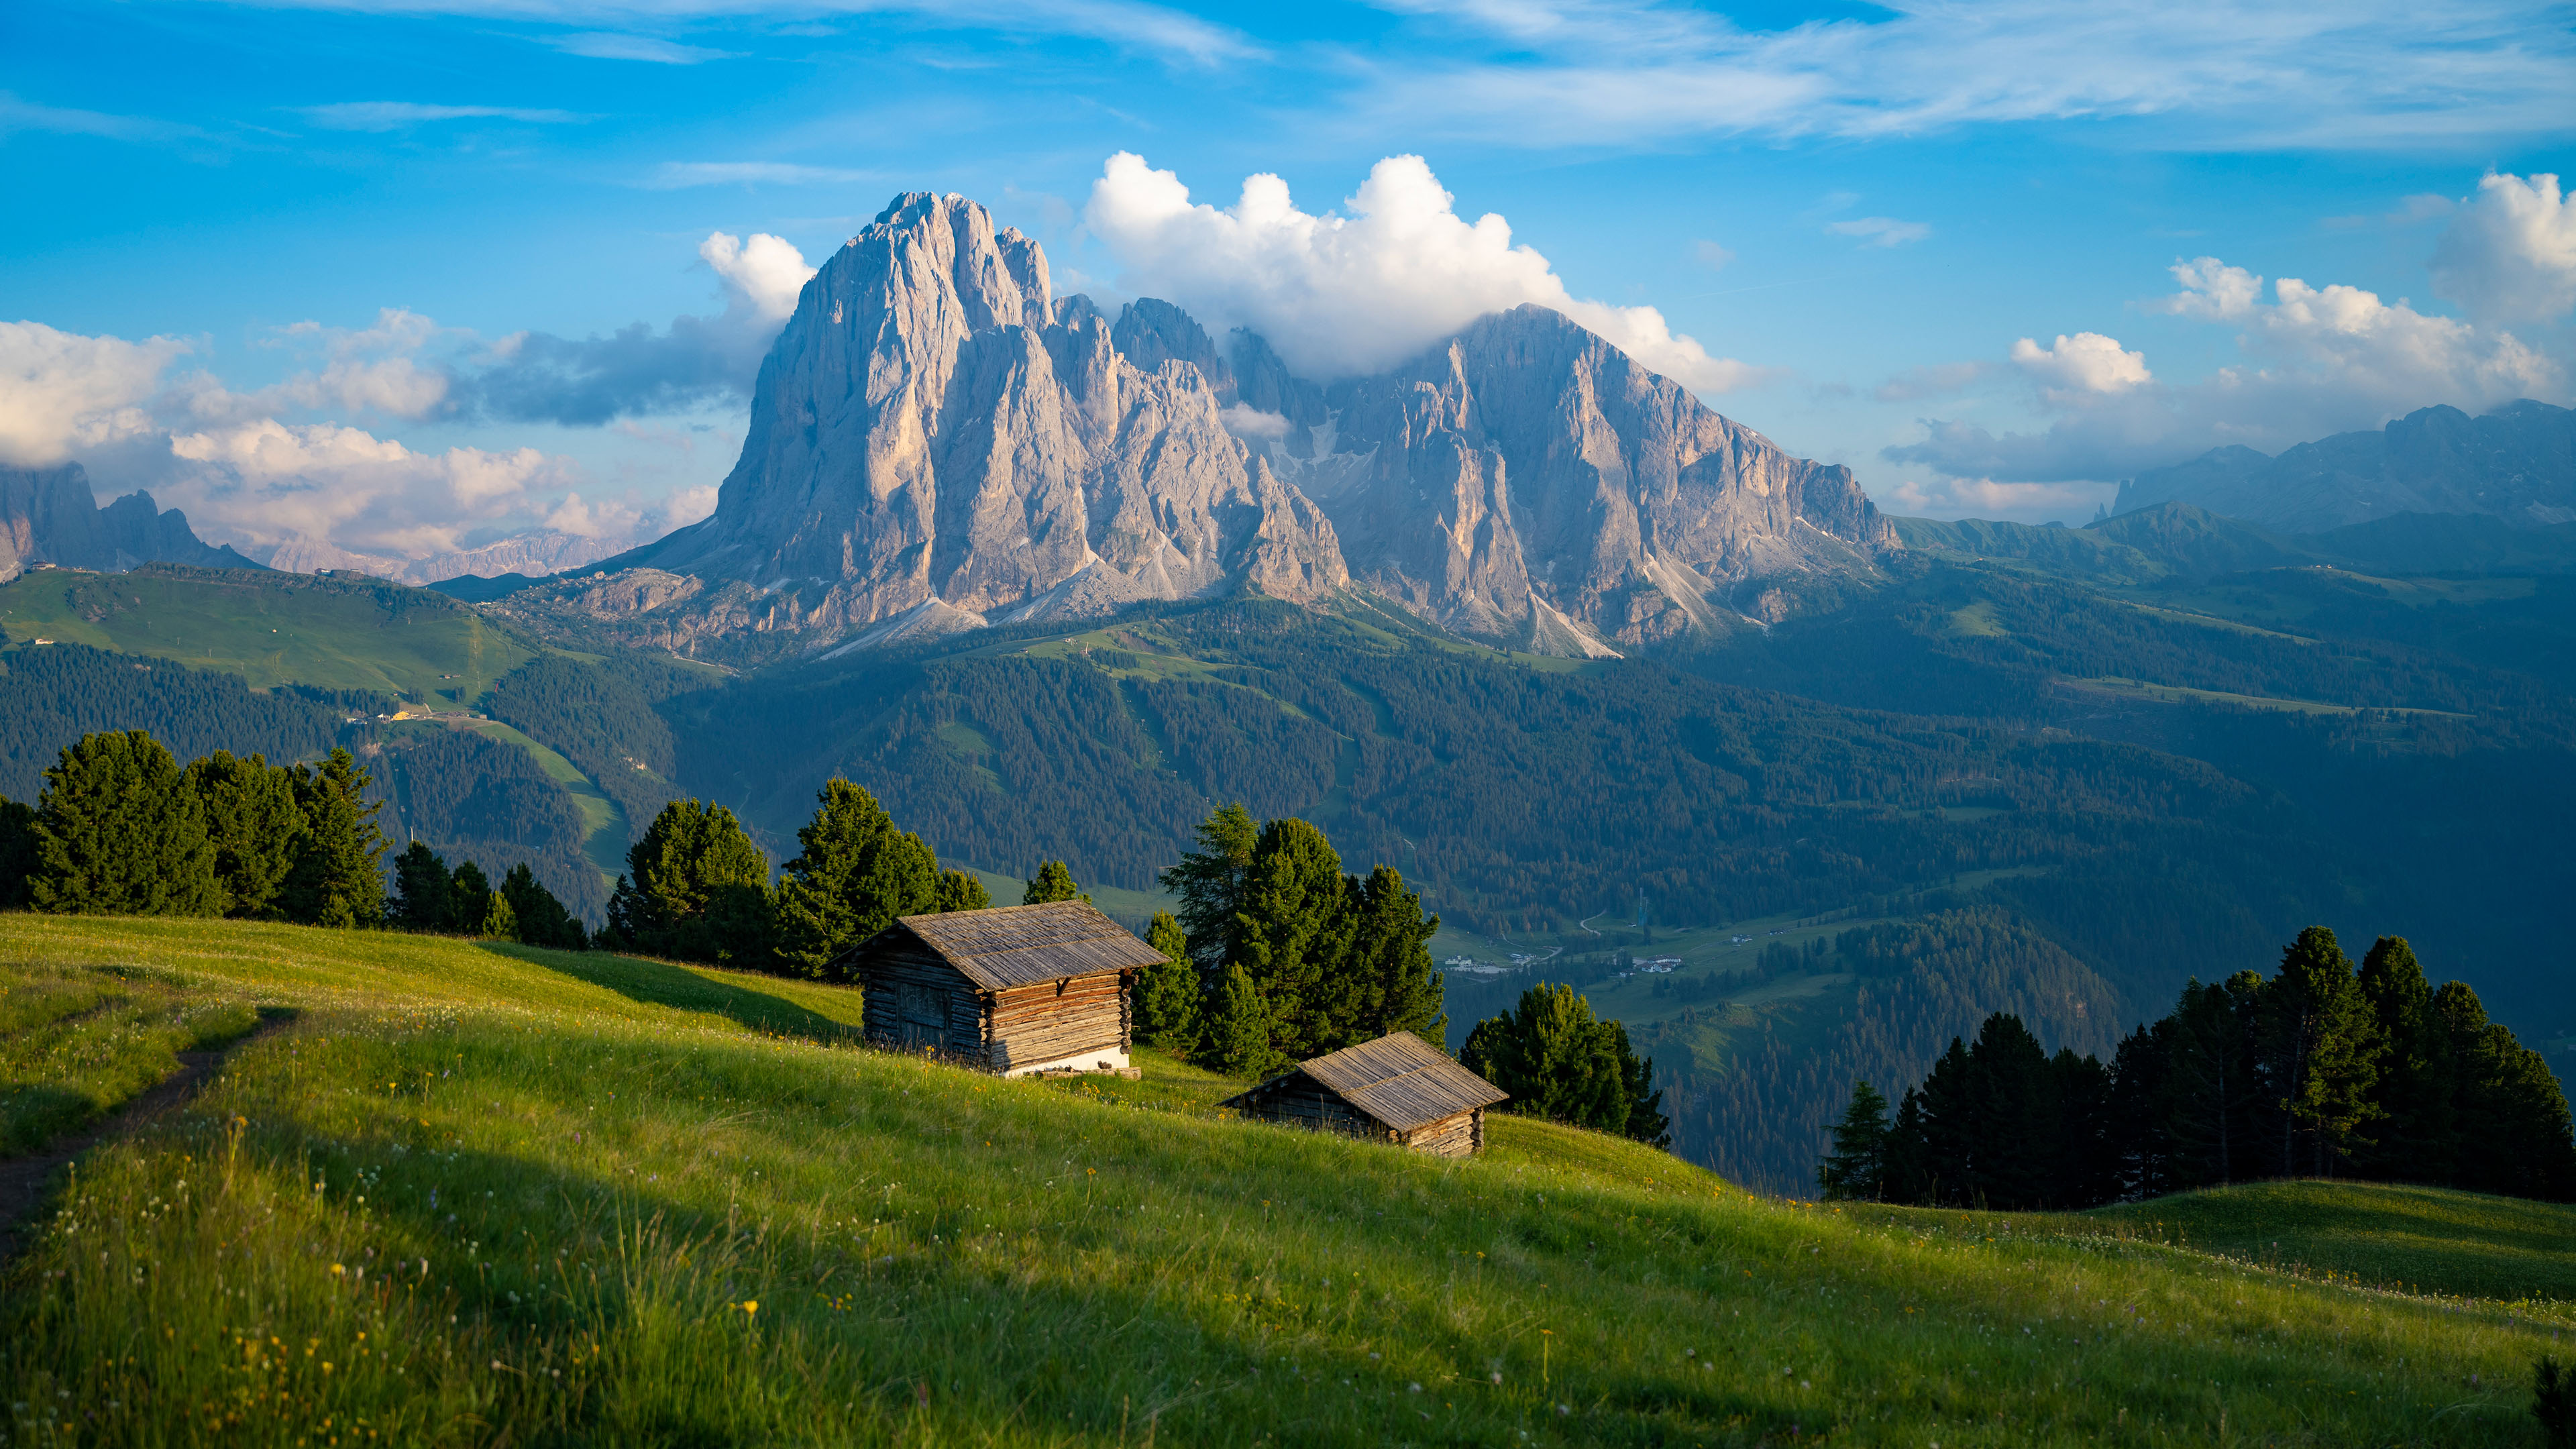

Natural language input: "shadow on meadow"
[483,943,863,1045]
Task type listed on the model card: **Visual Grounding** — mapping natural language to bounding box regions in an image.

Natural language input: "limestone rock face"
[590,192,1889,655]
[0,462,260,582]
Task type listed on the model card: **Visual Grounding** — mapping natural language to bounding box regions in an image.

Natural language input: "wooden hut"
[832,901,1169,1077]
[1219,1032,1509,1157]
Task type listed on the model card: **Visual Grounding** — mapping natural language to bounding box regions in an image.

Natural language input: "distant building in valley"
[1220,1033,1509,1158]
[830,901,1164,1077]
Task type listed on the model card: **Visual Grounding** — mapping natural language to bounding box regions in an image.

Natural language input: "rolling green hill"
[1,916,2565,1446]
[0,564,533,706]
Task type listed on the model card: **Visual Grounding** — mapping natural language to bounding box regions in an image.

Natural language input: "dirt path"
[0,1014,294,1261]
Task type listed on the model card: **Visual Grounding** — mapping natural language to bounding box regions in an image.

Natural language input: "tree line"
[1818,926,2576,1206]
[0,729,583,945]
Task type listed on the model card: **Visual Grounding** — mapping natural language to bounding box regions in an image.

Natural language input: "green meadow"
[1,915,2569,1446]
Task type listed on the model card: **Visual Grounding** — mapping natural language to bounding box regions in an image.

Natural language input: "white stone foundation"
[1002,1044,1134,1079]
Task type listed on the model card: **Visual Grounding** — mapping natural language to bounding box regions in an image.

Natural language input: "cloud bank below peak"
[1083,152,1777,394]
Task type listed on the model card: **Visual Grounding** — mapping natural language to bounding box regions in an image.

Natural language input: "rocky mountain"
[543,191,1890,657]
[2114,400,2576,534]
[0,462,264,582]
[252,527,653,587]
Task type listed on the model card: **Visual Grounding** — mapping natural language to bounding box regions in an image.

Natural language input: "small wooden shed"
[1220,1032,1509,1157]
[833,901,1169,1077]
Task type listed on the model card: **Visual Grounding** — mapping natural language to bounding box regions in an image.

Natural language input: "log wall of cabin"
[1237,1077,1391,1141]
[983,971,1129,1071]
[858,947,980,1053]
[1397,1108,1481,1159]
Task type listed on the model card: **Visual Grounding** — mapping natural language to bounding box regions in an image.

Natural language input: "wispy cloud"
[545,32,739,64]
[0,91,197,144]
[1354,0,2576,150]
[1827,216,1930,248]
[640,160,881,189]
[299,101,596,130]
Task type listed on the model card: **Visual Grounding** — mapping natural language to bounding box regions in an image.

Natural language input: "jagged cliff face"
[0,462,257,582]
[594,191,1890,656]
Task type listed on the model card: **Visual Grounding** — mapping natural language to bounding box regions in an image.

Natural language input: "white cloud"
[164,418,579,559]
[0,321,192,467]
[298,102,592,130]
[0,91,195,144]
[2010,332,2151,398]
[1083,151,1776,392]
[1358,0,2576,150]
[2430,171,2576,325]
[699,231,814,323]
[642,160,880,189]
[1691,239,1735,270]
[1882,475,2116,524]
[1826,217,1930,248]
[546,32,739,64]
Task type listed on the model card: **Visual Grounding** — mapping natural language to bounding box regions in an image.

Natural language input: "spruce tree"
[2436,981,2576,1200]
[279,748,388,928]
[1611,1019,1669,1148]
[1818,1081,1890,1201]
[1458,983,1635,1136]
[1229,817,1354,1060]
[604,798,773,968]
[1158,802,1256,986]
[2262,926,2381,1176]
[1135,910,1201,1050]
[1023,861,1087,904]
[1880,1087,1933,1204]
[449,861,503,938]
[2357,936,2457,1183]
[1203,963,1282,1079]
[500,862,586,949]
[770,779,939,977]
[1329,865,1446,1049]
[0,797,36,911]
[28,730,221,917]
[934,868,989,912]
[388,841,453,931]
[185,751,304,918]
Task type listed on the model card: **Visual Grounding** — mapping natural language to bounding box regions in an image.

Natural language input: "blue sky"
[3,0,2571,568]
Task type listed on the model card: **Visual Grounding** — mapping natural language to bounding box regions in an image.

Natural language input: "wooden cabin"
[832,901,1169,1077]
[1219,1032,1509,1157]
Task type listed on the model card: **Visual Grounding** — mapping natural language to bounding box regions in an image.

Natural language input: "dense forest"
[372,728,607,922]
[483,651,699,833]
[0,642,378,800]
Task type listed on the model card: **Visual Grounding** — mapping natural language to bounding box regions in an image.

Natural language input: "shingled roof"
[1230,1032,1509,1132]
[863,900,1171,991]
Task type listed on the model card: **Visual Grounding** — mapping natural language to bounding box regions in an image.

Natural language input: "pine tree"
[279,748,388,928]
[184,751,304,918]
[2356,936,2457,1183]
[604,798,773,968]
[770,780,937,977]
[1023,861,1087,904]
[1611,1019,1669,1148]
[0,797,37,911]
[1330,865,1446,1049]
[2437,981,2576,1201]
[449,861,504,938]
[1880,1087,1933,1204]
[1158,802,1257,985]
[1204,963,1282,1080]
[1229,817,1354,1060]
[2262,926,2381,1176]
[27,730,222,917]
[388,841,453,931]
[934,868,989,912]
[501,862,586,949]
[1819,1081,1890,1201]
[1458,983,1635,1137]
[1135,910,1201,1050]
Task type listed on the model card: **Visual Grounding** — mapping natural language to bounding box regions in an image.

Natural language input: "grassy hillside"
[2,917,2567,1446]
[0,565,533,705]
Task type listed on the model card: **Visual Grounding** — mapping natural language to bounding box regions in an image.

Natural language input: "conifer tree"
[2436,981,2576,1200]
[449,861,504,938]
[1204,963,1281,1079]
[605,798,773,968]
[279,748,388,928]
[1459,983,1642,1138]
[934,868,989,912]
[1022,860,1086,904]
[1229,817,1354,1060]
[2262,926,2381,1176]
[1135,910,1200,1049]
[1819,1081,1890,1201]
[185,751,304,919]
[388,841,452,931]
[0,798,36,911]
[28,730,222,917]
[1328,865,1446,1049]
[501,863,586,949]
[1159,802,1256,985]
[770,780,936,977]
[2356,936,2457,1183]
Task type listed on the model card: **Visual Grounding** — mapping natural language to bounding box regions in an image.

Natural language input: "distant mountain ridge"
[0,462,264,582]
[538,191,1891,657]
[2114,400,2576,533]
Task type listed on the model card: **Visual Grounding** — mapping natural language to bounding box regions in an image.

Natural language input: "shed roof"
[861,900,1170,991]
[1229,1032,1509,1132]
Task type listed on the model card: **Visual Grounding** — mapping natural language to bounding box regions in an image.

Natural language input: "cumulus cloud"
[1826,217,1931,248]
[2010,332,2151,398]
[164,419,576,559]
[1083,152,1774,392]
[0,321,193,467]
[1885,254,2565,484]
[1883,475,2116,524]
[463,230,812,425]
[2430,171,2576,325]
